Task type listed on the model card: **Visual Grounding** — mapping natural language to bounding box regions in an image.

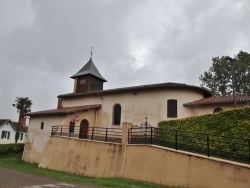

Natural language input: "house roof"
[183,94,249,106]
[58,82,213,98]
[70,57,107,82]
[0,119,10,127]
[0,119,28,132]
[25,104,102,117]
[12,121,28,132]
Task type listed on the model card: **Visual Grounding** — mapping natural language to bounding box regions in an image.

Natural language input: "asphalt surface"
[0,167,105,188]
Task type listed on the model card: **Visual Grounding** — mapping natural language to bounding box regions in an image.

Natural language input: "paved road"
[0,167,105,188]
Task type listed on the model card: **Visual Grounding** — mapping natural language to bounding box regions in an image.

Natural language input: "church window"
[41,122,44,129]
[113,104,121,125]
[80,79,86,84]
[167,99,177,118]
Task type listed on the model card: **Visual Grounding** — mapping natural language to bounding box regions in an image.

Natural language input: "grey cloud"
[0,0,249,121]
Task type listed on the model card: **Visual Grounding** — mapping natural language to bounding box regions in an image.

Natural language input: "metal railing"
[51,125,122,143]
[128,127,250,164]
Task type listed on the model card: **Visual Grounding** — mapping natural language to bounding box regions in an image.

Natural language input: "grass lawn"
[0,152,178,188]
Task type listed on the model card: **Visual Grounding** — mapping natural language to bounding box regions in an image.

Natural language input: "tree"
[199,51,250,96]
[12,97,32,143]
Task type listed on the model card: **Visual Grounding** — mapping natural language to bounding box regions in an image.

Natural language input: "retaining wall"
[38,124,250,188]
[39,136,123,177]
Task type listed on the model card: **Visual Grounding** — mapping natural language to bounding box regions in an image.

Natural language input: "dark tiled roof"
[25,104,102,117]
[0,119,28,132]
[183,95,249,106]
[0,119,9,127]
[70,57,107,82]
[58,82,212,98]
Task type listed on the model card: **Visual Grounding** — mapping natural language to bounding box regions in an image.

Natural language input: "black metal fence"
[51,125,122,143]
[128,127,250,164]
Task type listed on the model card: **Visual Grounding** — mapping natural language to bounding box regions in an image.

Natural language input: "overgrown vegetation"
[0,152,177,188]
[0,143,24,154]
[159,107,250,137]
[158,107,250,163]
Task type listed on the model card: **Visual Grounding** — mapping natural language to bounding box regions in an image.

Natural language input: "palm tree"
[12,97,32,143]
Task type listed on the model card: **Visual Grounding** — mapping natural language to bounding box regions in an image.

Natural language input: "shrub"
[0,143,24,154]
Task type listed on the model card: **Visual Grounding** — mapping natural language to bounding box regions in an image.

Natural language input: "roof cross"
[90,47,93,58]
[145,116,148,128]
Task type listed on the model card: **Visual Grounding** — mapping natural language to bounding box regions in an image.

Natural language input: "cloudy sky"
[0,0,249,122]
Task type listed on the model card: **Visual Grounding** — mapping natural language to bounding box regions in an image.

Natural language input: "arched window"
[113,104,121,125]
[213,107,223,113]
[167,99,177,118]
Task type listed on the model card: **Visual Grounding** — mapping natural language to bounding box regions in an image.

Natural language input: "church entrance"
[79,119,89,139]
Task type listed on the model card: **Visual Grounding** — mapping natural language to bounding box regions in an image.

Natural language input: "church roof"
[58,82,212,98]
[70,57,107,82]
[25,104,102,117]
[183,94,249,106]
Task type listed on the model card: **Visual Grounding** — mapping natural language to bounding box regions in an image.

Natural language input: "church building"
[23,56,249,163]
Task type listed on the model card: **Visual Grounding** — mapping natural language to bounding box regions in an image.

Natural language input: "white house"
[23,57,249,163]
[0,119,28,144]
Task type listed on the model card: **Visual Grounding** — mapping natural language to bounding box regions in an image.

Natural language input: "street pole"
[225,56,237,108]
[15,117,20,143]
[231,60,237,108]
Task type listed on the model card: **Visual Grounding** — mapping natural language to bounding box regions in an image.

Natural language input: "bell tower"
[70,57,107,93]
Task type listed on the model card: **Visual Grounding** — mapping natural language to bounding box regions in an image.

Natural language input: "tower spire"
[71,50,107,93]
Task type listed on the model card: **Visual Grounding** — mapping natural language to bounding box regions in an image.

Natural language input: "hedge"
[158,107,250,163]
[0,143,25,154]
[159,106,250,138]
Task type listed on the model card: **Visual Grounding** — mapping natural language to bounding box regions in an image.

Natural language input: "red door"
[79,119,89,139]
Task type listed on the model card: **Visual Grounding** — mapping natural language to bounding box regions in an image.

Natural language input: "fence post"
[60,126,62,136]
[122,122,132,146]
[207,134,210,157]
[128,128,131,144]
[91,128,94,140]
[105,128,108,142]
[51,127,53,136]
[150,127,153,144]
[248,139,250,163]
[121,122,133,177]
[175,130,178,150]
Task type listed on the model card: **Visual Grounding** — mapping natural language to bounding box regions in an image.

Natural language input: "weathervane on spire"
[90,47,93,58]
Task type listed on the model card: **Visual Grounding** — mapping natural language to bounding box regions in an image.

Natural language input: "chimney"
[19,116,26,126]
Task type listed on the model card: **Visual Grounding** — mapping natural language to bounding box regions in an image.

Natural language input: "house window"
[167,99,177,118]
[113,104,121,125]
[1,131,10,139]
[213,107,223,113]
[20,133,23,140]
[41,122,44,129]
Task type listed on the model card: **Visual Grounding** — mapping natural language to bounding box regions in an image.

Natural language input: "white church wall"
[23,109,97,163]
[60,88,205,127]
